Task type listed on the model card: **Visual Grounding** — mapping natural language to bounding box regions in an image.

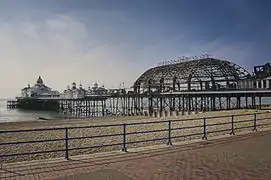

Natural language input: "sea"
[0,99,59,123]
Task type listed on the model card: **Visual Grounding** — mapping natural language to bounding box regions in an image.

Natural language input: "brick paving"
[1,130,271,180]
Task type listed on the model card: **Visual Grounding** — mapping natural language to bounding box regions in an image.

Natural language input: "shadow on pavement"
[52,169,131,180]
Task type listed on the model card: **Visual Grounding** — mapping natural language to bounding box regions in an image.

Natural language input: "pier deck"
[6,100,18,109]
[7,89,271,118]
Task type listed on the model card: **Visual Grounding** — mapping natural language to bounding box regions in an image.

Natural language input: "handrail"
[0,111,270,162]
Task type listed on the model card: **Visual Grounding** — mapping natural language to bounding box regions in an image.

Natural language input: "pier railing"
[1,111,271,163]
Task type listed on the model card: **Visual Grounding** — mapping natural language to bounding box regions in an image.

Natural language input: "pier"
[58,90,270,119]
[7,57,271,119]
[6,100,18,109]
[6,89,270,119]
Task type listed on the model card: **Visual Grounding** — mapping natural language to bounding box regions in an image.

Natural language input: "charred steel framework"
[7,58,271,118]
[56,58,269,118]
[133,58,251,93]
[57,91,269,119]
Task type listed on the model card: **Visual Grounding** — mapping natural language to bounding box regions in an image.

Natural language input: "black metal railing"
[0,111,271,162]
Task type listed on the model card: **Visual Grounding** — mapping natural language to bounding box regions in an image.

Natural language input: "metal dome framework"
[133,58,251,93]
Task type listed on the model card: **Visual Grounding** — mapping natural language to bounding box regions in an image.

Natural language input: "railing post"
[202,118,207,140]
[253,113,257,132]
[167,120,172,146]
[0,155,2,170]
[230,114,235,135]
[0,131,3,169]
[122,123,127,152]
[65,127,69,160]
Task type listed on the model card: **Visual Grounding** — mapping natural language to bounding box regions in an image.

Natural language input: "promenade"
[1,130,271,180]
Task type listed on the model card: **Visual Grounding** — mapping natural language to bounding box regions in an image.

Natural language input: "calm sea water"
[0,100,60,123]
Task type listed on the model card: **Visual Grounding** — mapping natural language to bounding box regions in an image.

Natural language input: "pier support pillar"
[259,96,262,109]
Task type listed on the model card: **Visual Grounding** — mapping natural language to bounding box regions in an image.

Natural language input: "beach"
[1,109,271,163]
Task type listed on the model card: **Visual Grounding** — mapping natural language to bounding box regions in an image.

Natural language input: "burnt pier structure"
[7,57,271,118]
[57,90,270,119]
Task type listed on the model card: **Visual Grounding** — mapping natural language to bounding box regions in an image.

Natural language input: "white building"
[85,83,108,96]
[238,77,271,89]
[21,76,60,98]
[61,82,86,99]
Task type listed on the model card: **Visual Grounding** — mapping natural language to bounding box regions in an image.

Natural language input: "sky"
[0,0,271,98]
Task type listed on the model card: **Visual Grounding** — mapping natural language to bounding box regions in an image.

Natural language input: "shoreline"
[0,109,268,130]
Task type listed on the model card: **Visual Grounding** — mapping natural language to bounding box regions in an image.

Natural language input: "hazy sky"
[0,0,270,98]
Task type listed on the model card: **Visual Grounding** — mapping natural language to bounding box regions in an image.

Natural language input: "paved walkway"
[1,130,271,180]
